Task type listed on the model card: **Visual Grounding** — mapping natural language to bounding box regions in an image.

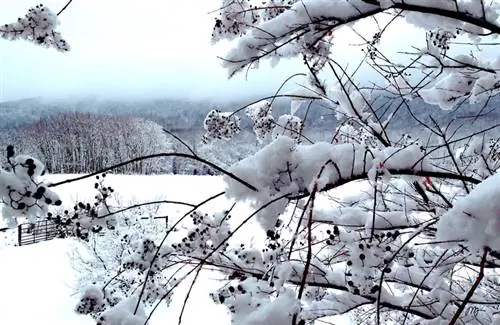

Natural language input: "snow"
[0,175,235,325]
[436,171,500,251]
[0,174,354,324]
[0,239,91,325]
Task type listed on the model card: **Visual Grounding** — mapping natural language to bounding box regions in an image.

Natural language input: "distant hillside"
[0,94,498,135]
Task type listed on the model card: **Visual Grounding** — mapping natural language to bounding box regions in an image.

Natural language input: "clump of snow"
[75,286,106,315]
[239,289,299,325]
[437,172,500,251]
[1,152,61,226]
[419,73,476,110]
[97,295,147,325]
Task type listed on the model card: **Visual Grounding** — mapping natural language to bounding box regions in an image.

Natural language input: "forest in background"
[1,94,499,175]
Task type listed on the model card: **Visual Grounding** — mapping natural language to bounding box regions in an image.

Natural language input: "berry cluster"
[172,210,232,257]
[203,110,241,143]
[212,0,255,41]
[426,29,458,54]
[344,230,404,296]
[212,0,299,42]
[49,174,116,240]
[246,100,275,141]
[211,276,301,324]
[75,286,106,315]
[139,273,170,306]
[272,114,303,141]
[0,4,69,51]
[122,238,158,273]
[210,277,274,313]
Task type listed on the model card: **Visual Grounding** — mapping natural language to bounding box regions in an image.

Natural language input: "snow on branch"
[437,171,500,251]
[213,0,500,77]
[224,136,435,230]
[0,4,69,51]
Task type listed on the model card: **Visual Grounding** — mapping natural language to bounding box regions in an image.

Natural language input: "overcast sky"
[0,0,419,102]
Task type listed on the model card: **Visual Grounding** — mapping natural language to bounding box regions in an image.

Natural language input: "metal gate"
[18,220,58,246]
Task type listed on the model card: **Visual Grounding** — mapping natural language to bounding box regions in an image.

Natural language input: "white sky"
[0,0,419,102]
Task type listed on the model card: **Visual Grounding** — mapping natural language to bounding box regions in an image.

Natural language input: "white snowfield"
[0,239,92,324]
[0,175,231,325]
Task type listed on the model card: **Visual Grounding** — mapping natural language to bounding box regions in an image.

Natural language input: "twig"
[448,248,489,325]
[57,0,73,16]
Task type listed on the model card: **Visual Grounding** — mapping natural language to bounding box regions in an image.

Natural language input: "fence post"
[18,224,22,246]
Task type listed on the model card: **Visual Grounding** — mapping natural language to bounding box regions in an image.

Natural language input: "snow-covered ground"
[0,174,353,324]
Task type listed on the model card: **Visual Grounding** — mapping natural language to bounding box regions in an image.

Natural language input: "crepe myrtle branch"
[185,256,437,320]
[95,200,196,220]
[141,193,292,322]
[162,128,196,156]
[133,191,226,315]
[178,263,204,325]
[222,0,500,74]
[290,169,481,200]
[400,249,449,325]
[292,161,327,325]
[47,152,258,192]
[359,0,500,35]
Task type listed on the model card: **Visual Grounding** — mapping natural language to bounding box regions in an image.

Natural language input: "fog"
[0,0,421,102]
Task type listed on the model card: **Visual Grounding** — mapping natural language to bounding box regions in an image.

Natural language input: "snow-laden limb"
[213,0,500,77]
[417,53,500,110]
[224,136,433,230]
[330,82,372,121]
[455,136,500,180]
[436,171,500,251]
[419,72,477,110]
[0,4,69,51]
[215,0,378,77]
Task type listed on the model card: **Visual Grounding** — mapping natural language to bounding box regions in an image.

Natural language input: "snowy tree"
[3,1,500,325]
[8,113,173,174]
